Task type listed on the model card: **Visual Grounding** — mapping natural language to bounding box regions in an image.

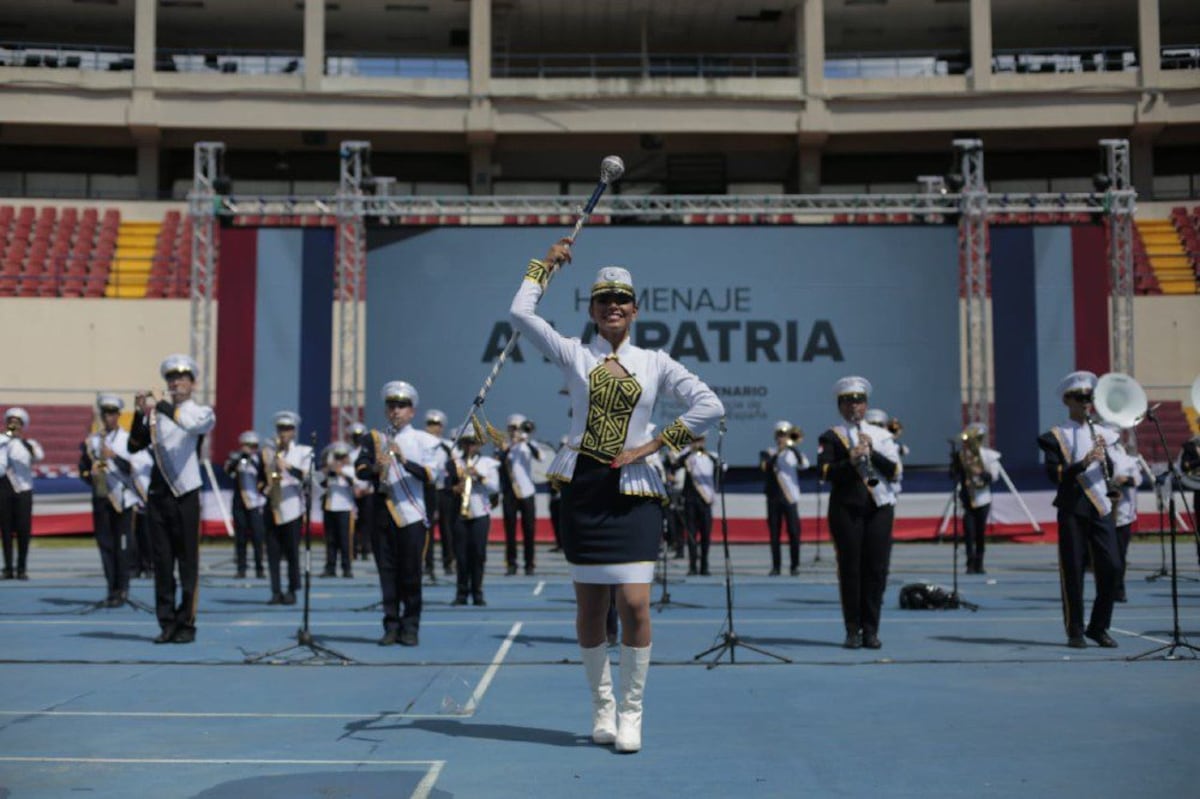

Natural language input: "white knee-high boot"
[615,643,651,753]
[580,644,617,744]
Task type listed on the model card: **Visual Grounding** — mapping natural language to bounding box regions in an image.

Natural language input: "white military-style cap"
[325,440,350,458]
[591,266,635,299]
[864,408,889,425]
[159,353,199,380]
[238,430,260,446]
[349,422,367,437]
[273,410,300,429]
[833,376,872,398]
[381,380,419,406]
[4,407,30,426]
[424,409,447,426]
[1057,370,1098,397]
[773,420,793,435]
[96,393,124,412]
[506,413,527,428]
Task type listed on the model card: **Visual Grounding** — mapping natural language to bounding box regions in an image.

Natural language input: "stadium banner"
[214,226,335,458]
[366,226,963,466]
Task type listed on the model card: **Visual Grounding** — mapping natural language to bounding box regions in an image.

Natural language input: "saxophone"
[264,435,285,512]
[460,454,475,516]
[91,432,109,499]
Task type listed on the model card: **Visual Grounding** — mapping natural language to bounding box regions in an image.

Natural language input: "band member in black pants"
[761,421,806,576]
[1,407,43,581]
[127,355,215,644]
[950,422,1001,575]
[451,429,499,606]
[223,431,266,580]
[80,394,137,605]
[355,380,443,647]
[681,437,717,576]
[818,376,901,650]
[348,423,373,561]
[1036,370,1121,649]
[499,413,539,575]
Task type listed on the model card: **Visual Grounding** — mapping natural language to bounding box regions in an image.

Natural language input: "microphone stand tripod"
[247,434,356,665]
[654,471,701,612]
[1130,408,1200,660]
[946,443,979,612]
[693,421,791,668]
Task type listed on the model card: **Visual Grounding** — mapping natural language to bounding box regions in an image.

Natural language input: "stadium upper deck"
[0,0,1197,202]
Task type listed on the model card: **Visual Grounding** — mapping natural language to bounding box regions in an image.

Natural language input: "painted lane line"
[411,759,446,799]
[0,756,444,767]
[1110,626,1172,645]
[461,621,522,715]
[532,580,545,596]
[0,710,447,720]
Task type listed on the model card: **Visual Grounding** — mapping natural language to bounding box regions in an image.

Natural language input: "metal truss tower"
[334,141,370,440]
[1100,139,1136,379]
[956,139,990,428]
[188,142,223,409]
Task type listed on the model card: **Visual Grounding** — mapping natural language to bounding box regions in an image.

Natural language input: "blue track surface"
[2,540,1198,797]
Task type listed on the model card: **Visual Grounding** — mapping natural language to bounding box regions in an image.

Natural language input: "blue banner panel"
[366,226,961,466]
[298,228,335,445]
[991,227,1039,470]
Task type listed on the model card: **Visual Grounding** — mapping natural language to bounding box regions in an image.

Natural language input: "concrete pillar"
[304,0,325,90]
[470,0,492,99]
[470,143,494,195]
[1130,134,1155,199]
[969,0,992,90]
[798,0,824,96]
[798,143,822,194]
[1137,0,1161,87]
[137,142,160,200]
[133,0,156,87]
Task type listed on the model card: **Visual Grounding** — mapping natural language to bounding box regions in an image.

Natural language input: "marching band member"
[512,240,723,754]
[319,441,355,579]
[422,409,457,578]
[262,411,312,606]
[127,355,215,644]
[1109,435,1144,603]
[79,394,137,605]
[865,409,903,497]
[760,421,806,577]
[129,447,154,578]
[223,431,266,580]
[682,435,719,577]
[354,380,443,647]
[451,427,500,606]
[500,413,540,576]
[950,422,1001,575]
[1,407,43,580]
[348,422,373,561]
[818,377,901,650]
[1036,370,1121,649]
[1181,435,1200,535]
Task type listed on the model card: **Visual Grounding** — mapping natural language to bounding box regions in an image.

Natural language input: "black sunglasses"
[1066,392,1094,403]
[386,399,413,409]
[838,394,868,404]
[593,291,634,305]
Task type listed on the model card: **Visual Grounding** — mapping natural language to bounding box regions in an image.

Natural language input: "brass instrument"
[887,418,904,439]
[5,419,18,436]
[263,436,285,511]
[1085,414,1122,501]
[90,433,110,499]
[460,454,475,516]
[958,429,988,490]
[855,422,880,487]
[787,426,805,444]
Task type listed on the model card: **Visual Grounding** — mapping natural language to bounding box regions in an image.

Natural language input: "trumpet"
[855,422,880,487]
[90,434,110,499]
[958,431,988,490]
[5,418,19,436]
[460,455,475,516]
[787,427,805,444]
[887,418,904,438]
[263,435,285,511]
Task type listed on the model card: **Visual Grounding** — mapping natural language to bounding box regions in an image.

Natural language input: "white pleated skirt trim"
[569,562,656,584]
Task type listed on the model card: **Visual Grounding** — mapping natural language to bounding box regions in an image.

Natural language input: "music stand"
[1130,408,1200,660]
[693,421,791,668]
[246,434,357,665]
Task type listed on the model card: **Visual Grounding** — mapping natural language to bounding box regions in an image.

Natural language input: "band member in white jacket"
[79,394,139,605]
[1,407,44,580]
[127,355,216,644]
[262,411,313,606]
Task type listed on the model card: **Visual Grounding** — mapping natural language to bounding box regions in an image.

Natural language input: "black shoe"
[672,549,685,559]
[472,595,486,607]
[548,546,562,553]
[267,593,284,605]
[343,571,354,579]
[256,569,266,579]
[1,570,12,580]
[1067,635,1087,649]
[154,625,177,644]
[282,592,297,606]
[444,563,455,576]
[105,595,123,608]
[700,568,711,576]
[378,629,399,646]
[319,571,335,579]
[843,632,862,650]
[16,572,28,581]
[862,633,882,650]
[789,566,800,577]
[399,629,419,647]
[687,567,698,576]
[525,565,535,576]
[768,568,780,576]
[451,595,468,606]
[505,565,517,576]
[235,570,247,579]
[171,628,196,644]
[1114,588,1127,603]
[1085,629,1118,648]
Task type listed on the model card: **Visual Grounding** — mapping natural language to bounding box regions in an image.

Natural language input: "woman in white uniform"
[510,238,723,754]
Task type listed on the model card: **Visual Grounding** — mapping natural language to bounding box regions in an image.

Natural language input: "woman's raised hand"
[545,238,573,267]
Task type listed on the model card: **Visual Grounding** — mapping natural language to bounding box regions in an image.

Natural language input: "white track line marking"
[411,760,445,799]
[461,621,521,715]
[532,580,545,596]
[0,710,446,720]
[0,756,442,767]
[1110,626,1172,645]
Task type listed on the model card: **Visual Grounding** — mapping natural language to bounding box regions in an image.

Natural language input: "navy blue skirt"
[560,455,663,565]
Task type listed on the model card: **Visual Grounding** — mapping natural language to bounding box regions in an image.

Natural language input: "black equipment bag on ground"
[898,583,961,610]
